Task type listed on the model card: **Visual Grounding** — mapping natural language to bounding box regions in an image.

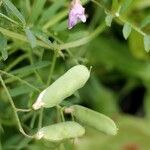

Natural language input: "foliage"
[0,0,150,149]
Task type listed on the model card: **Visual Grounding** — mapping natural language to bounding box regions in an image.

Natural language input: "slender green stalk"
[60,107,65,122]
[92,0,146,36]
[30,112,37,128]
[5,54,28,72]
[16,108,32,112]
[58,22,107,50]
[0,12,19,25]
[47,31,79,64]
[28,49,44,84]
[0,1,2,6]
[47,50,58,86]
[0,22,106,51]
[26,0,31,15]
[56,105,65,122]
[0,75,34,138]
[0,27,53,49]
[43,10,68,30]
[119,17,146,36]
[38,108,44,129]
[38,50,58,129]
[0,70,40,92]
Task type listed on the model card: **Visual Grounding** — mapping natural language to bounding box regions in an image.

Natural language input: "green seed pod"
[67,105,118,135]
[33,65,90,110]
[35,121,85,142]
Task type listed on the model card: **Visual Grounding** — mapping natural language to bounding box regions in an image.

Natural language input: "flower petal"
[68,0,86,29]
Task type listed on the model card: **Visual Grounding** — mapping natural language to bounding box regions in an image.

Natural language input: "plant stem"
[0,75,34,138]
[58,22,107,50]
[0,22,106,51]
[30,112,37,128]
[38,108,43,129]
[43,10,68,30]
[0,27,53,49]
[28,49,44,85]
[60,107,65,122]
[38,50,58,129]
[47,50,58,86]
[0,70,40,92]
[0,12,19,26]
[92,0,146,36]
[5,54,28,72]
[16,108,32,112]
[57,105,65,122]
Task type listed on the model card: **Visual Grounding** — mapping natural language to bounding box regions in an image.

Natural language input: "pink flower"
[68,0,86,29]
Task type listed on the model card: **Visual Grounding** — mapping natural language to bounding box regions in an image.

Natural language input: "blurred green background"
[0,0,150,149]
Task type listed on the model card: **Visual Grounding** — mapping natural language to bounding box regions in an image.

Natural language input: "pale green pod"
[32,65,90,110]
[35,121,85,142]
[69,105,118,135]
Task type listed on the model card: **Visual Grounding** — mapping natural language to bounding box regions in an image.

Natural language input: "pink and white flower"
[68,0,86,29]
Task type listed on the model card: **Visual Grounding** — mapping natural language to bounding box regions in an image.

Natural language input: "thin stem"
[58,22,106,50]
[0,21,106,51]
[0,1,2,6]
[60,108,65,122]
[0,12,20,26]
[47,50,58,86]
[43,10,68,30]
[0,27,53,49]
[30,112,37,129]
[28,49,44,84]
[57,105,65,122]
[47,31,79,64]
[118,17,146,36]
[0,75,34,138]
[16,108,32,112]
[0,70,40,92]
[26,0,31,15]
[38,108,44,129]
[5,54,28,72]
[56,106,61,122]
[92,0,146,36]
[37,50,58,129]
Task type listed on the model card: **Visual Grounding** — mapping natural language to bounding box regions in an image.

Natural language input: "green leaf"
[0,33,8,60]
[39,0,64,24]
[25,27,36,48]
[52,19,67,31]
[123,23,132,40]
[3,0,26,25]
[32,29,52,46]
[10,61,50,75]
[9,85,34,97]
[111,0,119,12]
[105,14,113,27]
[120,0,133,14]
[140,15,150,28]
[28,0,46,24]
[144,35,150,52]
[35,121,85,141]
[67,30,89,42]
